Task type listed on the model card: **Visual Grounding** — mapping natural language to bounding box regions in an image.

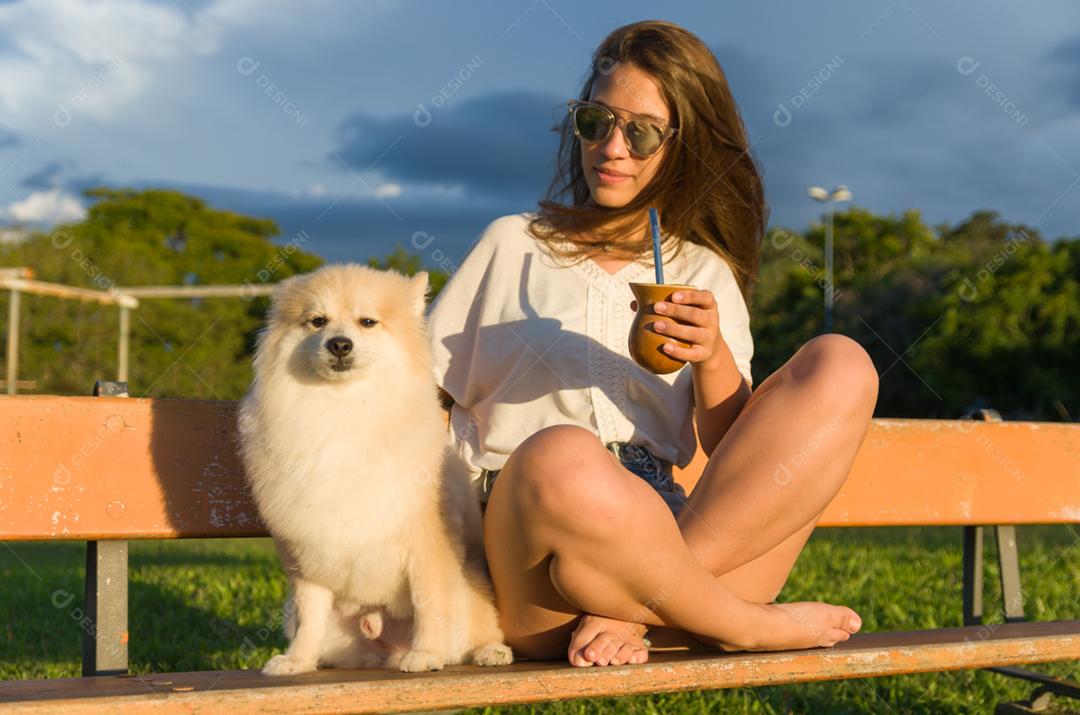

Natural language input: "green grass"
[2,527,1078,713]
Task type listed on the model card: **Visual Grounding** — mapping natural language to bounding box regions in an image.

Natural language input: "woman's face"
[581,62,672,209]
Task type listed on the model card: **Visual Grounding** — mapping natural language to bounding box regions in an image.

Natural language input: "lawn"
[2,526,1077,713]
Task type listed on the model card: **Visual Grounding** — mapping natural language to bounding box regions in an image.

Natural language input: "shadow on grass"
[0,538,286,680]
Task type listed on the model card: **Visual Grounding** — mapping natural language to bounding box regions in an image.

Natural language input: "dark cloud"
[82,179,529,268]
[20,160,66,189]
[331,90,564,200]
[849,59,957,127]
[1048,35,1080,108]
[0,126,18,149]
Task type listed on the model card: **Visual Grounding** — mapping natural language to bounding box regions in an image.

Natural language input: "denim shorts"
[479,441,688,516]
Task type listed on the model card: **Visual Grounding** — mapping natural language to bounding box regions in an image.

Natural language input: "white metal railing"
[1,268,276,394]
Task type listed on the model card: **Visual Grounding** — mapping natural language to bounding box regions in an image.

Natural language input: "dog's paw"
[397,649,446,672]
[261,653,317,676]
[472,642,514,666]
[359,611,383,640]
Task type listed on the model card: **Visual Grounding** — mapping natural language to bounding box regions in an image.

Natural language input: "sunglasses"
[567,99,677,158]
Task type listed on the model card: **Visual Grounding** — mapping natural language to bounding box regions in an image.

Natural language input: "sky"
[1,0,1078,266]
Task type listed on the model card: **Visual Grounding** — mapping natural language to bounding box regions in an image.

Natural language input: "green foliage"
[0,189,310,398]
[751,207,1079,419]
[367,243,451,296]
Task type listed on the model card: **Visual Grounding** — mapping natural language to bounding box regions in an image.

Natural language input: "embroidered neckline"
[553,238,684,300]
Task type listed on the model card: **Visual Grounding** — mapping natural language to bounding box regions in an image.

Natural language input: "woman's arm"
[691,348,751,456]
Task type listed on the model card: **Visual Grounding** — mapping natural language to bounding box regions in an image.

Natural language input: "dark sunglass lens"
[574,106,612,142]
[626,120,664,156]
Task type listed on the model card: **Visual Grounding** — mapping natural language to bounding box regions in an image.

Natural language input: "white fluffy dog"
[238,263,513,673]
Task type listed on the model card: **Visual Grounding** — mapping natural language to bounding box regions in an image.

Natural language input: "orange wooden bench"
[1,384,1078,713]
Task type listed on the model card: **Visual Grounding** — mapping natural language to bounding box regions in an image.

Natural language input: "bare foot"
[567,613,650,667]
[702,601,862,652]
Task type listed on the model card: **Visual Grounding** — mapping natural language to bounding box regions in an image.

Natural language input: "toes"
[568,647,594,667]
[584,634,617,666]
[629,647,649,664]
[568,638,596,667]
[609,643,637,665]
[840,608,862,633]
[823,628,852,647]
[596,636,622,666]
[568,617,603,658]
[848,612,862,633]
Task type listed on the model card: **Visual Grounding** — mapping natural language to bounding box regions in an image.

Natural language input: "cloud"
[0,0,400,131]
[204,0,398,37]
[0,126,18,149]
[331,90,563,200]
[1,189,86,225]
[1048,35,1080,108]
[0,0,219,126]
[374,183,403,198]
[20,160,67,190]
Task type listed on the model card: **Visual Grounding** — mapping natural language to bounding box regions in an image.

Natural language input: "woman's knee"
[504,425,630,528]
[789,333,879,412]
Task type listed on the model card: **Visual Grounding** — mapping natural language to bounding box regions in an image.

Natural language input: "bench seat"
[1,621,1078,714]
[2,393,1078,712]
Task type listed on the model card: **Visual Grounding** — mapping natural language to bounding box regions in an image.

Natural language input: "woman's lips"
[595,167,631,185]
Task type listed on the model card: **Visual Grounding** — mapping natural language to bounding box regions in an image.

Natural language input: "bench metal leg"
[82,379,131,677]
[963,525,984,625]
[82,539,128,676]
[963,410,1075,711]
[993,668,1080,713]
[996,525,1025,623]
[962,524,1026,624]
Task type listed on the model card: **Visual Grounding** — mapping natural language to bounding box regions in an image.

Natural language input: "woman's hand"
[630,288,726,369]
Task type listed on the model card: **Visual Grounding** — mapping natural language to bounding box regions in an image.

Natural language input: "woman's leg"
[482,423,861,663]
[681,334,878,584]
[568,333,879,663]
[484,334,874,664]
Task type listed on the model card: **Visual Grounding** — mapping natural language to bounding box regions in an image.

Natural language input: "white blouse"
[425,212,754,485]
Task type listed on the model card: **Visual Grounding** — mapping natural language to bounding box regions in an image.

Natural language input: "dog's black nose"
[326,336,353,357]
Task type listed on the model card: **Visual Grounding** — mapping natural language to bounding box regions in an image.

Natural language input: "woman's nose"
[601,124,629,159]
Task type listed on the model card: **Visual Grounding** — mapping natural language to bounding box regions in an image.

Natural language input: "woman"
[426,20,878,668]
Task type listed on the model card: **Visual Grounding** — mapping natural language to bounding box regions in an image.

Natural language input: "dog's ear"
[266,273,306,322]
[409,271,430,317]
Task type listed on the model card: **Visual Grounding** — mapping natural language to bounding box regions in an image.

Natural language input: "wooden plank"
[0,396,265,540]
[1,621,1078,714]
[676,417,1080,527]
[1,396,1079,540]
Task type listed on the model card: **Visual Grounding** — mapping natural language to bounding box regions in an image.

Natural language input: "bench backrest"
[1,394,1077,541]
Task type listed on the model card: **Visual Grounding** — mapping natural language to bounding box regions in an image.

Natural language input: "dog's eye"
[358,318,378,328]
[309,316,328,328]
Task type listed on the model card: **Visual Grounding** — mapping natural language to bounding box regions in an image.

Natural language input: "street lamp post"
[807,184,852,334]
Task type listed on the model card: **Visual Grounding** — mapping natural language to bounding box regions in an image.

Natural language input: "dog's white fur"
[238,263,512,674]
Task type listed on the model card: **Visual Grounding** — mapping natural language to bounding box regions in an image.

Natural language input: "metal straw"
[648,207,664,284]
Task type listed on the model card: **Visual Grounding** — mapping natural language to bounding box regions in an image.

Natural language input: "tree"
[1,188,323,398]
[750,206,1078,420]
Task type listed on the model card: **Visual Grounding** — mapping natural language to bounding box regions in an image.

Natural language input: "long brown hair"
[529,20,768,304]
